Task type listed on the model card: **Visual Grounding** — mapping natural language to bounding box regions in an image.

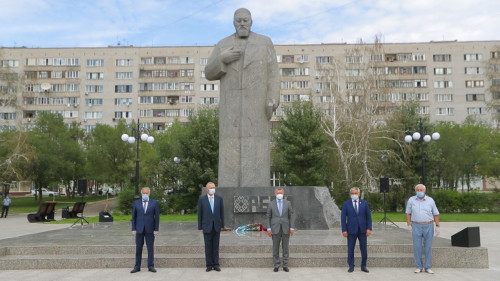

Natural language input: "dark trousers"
[347,230,368,268]
[203,226,221,268]
[1,206,9,218]
[134,232,155,268]
[272,225,290,268]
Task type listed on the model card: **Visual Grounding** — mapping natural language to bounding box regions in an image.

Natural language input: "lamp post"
[121,119,154,200]
[404,118,440,186]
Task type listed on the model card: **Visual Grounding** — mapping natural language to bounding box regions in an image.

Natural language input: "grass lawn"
[9,198,499,224]
[7,196,118,214]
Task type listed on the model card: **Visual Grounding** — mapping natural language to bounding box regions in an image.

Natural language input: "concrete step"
[0,244,486,270]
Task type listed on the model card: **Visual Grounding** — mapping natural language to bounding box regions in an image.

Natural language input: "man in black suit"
[198,182,225,272]
[341,187,372,273]
[130,187,160,273]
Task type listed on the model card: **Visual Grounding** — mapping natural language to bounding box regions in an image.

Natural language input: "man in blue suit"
[341,187,372,273]
[198,182,225,272]
[131,187,160,273]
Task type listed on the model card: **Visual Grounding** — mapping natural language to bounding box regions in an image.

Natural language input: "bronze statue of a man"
[205,8,280,187]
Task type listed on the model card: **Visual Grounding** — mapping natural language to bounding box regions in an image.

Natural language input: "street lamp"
[121,119,154,200]
[404,118,440,186]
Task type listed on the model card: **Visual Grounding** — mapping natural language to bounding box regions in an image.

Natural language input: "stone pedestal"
[215,186,341,230]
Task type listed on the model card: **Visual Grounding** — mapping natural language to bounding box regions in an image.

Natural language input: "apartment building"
[1,40,499,132]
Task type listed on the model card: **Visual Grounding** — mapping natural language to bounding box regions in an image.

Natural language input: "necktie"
[143,201,147,214]
[278,200,282,216]
[209,196,214,213]
[354,200,358,214]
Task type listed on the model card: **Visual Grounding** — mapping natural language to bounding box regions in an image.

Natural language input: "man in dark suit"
[131,187,160,273]
[198,182,225,272]
[341,187,372,273]
[266,187,295,272]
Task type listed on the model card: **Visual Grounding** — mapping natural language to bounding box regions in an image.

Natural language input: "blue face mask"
[142,194,149,201]
[416,192,425,198]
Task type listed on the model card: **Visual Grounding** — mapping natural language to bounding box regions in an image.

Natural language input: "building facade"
[1,40,499,132]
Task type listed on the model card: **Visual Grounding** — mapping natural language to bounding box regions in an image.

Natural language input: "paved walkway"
[0,205,498,280]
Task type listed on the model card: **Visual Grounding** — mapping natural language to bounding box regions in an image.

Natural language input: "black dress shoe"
[148,267,157,272]
[130,268,140,273]
[273,267,279,272]
[206,267,213,272]
[348,267,354,273]
[214,266,221,272]
[361,267,369,273]
[283,267,289,272]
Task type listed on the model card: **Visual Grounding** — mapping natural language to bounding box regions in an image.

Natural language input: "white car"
[31,188,59,197]
[98,187,117,196]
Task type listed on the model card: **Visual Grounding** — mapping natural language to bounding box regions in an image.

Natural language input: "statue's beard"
[236,28,250,38]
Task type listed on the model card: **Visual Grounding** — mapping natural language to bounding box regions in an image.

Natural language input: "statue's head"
[233,8,252,38]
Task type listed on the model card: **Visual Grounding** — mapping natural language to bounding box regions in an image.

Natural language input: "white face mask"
[276,194,284,200]
[208,188,215,195]
[350,194,359,201]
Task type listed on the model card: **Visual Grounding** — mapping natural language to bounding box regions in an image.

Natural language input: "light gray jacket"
[266,198,295,234]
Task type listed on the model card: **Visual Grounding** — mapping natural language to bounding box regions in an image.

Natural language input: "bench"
[27,202,57,223]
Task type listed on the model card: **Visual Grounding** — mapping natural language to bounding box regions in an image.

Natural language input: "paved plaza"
[0,200,498,280]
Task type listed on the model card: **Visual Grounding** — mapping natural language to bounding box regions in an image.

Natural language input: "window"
[200,58,208,65]
[464,53,483,61]
[85,98,103,106]
[67,58,79,66]
[86,72,104,80]
[315,56,333,63]
[413,66,427,74]
[180,83,194,90]
[116,72,133,79]
[436,107,454,115]
[433,54,451,62]
[115,85,133,93]
[297,68,309,76]
[66,71,80,79]
[281,94,298,102]
[434,67,452,75]
[115,59,133,66]
[414,80,427,88]
[465,67,484,74]
[281,68,295,76]
[434,81,453,88]
[467,107,486,115]
[167,56,179,64]
[85,85,103,93]
[141,57,153,65]
[66,84,79,92]
[87,59,104,67]
[180,56,194,64]
[153,96,165,104]
[415,93,429,101]
[181,108,193,117]
[465,80,484,88]
[492,92,500,100]
[139,96,152,104]
[370,54,383,62]
[53,58,66,66]
[412,53,426,61]
[397,53,411,61]
[200,84,218,91]
[139,109,153,117]
[180,96,194,103]
[114,111,133,119]
[114,98,132,105]
[180,69,194,77]
[316,96,332,103]
[346,69,363,76]
[492,78,500,86]
[466,94,485,101]
[154,57,165,65]
[1,60,19,67]
[436,94,453,102]
[85,111,103,119]
[52,71,62,79]
[345,56,363,63]
[296,54,309,63]
[282,55,294,63]
[491,51,500,59]
[199,97,218,104]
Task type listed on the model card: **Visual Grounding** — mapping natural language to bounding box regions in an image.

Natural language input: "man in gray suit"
[266,188,295,272]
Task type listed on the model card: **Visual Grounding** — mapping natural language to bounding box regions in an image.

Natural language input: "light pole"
[404,118,440,186]
[121,119,154,200]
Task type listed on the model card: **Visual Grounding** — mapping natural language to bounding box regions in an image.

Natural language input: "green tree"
[27,112,82,201]
[272,100,330,186]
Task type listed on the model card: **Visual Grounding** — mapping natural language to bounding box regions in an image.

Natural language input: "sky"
[1,0,499,48]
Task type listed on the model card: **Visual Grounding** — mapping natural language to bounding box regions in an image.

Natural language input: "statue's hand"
[221,48,241,64]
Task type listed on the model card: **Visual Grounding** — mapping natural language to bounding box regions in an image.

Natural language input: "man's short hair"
[206,182,215,188]
[414,184,426,191]
[141,187,150,193]
[349,187,360,193]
